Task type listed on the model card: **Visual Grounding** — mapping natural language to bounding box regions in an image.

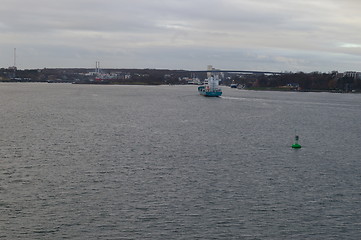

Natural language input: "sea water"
[1,83,360,239]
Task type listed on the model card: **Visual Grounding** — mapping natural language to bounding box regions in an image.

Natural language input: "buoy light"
[292,135,302,149]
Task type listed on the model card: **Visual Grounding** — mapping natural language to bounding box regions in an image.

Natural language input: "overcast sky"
[1,0,361,72]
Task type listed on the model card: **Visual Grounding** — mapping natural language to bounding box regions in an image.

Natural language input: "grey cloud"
[1,0,361,71]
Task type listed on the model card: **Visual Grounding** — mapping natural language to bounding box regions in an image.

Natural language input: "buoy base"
[292,144,302,149]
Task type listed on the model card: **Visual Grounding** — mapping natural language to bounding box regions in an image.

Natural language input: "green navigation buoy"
[292,135,302,149]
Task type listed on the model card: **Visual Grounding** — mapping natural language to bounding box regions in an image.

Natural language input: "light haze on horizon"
[1,0,361,72]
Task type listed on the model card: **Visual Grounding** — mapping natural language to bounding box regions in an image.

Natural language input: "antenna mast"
[14,48,16,68]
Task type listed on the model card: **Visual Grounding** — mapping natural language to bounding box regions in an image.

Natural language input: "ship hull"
[198,86,222,97]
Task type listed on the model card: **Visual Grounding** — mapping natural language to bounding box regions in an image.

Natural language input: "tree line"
[224,71,361,92]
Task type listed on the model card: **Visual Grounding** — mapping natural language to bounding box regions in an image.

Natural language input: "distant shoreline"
[1,68,360,92]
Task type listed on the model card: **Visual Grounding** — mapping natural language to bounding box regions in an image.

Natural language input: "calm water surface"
[1,83,361,239]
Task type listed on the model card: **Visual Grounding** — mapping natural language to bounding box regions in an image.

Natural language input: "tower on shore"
[95,61,101,73]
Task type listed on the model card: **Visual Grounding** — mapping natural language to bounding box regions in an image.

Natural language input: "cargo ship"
[198,75,222,97]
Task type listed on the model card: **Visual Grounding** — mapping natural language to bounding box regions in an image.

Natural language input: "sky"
[1,0,361,72]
